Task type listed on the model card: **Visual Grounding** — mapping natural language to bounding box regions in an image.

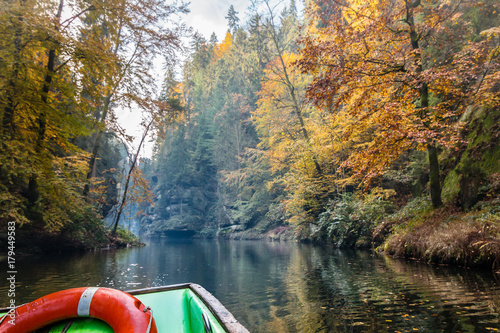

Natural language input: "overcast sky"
[183,0,251,42]
[119,0,266,157]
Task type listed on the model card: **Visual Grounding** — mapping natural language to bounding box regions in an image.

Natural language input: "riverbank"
[219,225,296,242]
[7,196,498,270]
[375,198,500,270]
[0,225,144,255]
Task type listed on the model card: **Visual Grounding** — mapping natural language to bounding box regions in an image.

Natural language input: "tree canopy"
[0,0,188,248]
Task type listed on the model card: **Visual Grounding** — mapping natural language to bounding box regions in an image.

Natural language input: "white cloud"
[184,0,250,41]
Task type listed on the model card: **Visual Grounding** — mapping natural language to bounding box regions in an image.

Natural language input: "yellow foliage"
[253,49,367,222]
[214,31,233,59]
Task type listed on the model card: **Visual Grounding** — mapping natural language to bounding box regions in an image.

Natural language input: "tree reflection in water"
[258,247,500,332]
[1,240,499,332]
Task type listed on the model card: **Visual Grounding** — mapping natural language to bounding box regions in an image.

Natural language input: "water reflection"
[261,248,500,332]
[1,240,500,332]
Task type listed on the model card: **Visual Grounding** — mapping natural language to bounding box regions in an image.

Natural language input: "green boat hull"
[0,283,248,333]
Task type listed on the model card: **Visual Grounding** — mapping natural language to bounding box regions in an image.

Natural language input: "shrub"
[313,188,396,248]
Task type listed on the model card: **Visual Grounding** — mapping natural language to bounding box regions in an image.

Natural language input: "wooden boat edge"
[128,283,249,333]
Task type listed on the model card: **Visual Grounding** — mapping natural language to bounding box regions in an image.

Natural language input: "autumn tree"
[254,0,323,174]
[249,0,341,227]
[0,0,189,245]
[0,0,99,228]
[298,0,500,208]
[77,0,189,233]
[82,0,189,195]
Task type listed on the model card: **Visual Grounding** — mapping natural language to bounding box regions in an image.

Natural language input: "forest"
[1,0,500,267]
[0,0,189,250]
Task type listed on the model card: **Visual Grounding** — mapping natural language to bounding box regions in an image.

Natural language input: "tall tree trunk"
[407,0,442,208]
[420,81,442,208]
[112,117,153,235]
[84,14,125,196]
[427,144,442,207]
[265,1,322,176]
[27,0,64,205]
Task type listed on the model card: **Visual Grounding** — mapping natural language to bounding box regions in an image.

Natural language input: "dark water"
[2,239,500,332]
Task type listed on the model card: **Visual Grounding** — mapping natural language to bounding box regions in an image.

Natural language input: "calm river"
[2,239,500,332]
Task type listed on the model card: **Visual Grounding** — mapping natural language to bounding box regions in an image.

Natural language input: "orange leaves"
[214,32,233,60]
[298,0,500,187]
[129,165,154,209]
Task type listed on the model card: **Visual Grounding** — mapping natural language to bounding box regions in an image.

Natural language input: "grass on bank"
[378,196,500,270]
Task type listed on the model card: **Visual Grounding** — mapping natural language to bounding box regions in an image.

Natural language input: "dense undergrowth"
[298,170,500,270]
[379,198,500,269]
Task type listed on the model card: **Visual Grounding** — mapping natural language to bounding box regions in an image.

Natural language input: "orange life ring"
[0,287,157,333]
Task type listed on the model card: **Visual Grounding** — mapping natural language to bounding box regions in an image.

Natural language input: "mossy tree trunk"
[408,0,442,208]
[427,144,442,208]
